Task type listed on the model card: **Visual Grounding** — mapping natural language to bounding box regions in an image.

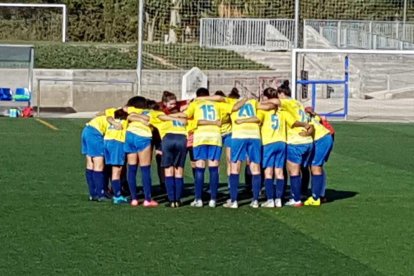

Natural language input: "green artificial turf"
[0,119,413,275]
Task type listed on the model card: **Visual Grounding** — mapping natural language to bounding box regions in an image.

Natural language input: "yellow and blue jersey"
[309,116,330,141]
[219,98,237,136]
[126,107,153,138]
[86,109,114,135]
[184,99,225,147]
[150,111,187,139]
[280,99,308,123]
[279,99,313,145]
[257,109,288,145]
[231,99,261,139]
[104,108,128,142]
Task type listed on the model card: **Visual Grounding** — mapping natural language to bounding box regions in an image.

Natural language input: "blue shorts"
[231,138,261,164]
[124,131,152,153]
[262,142,287,169]
[222,133,232,148]
[81,126,104,157]
[104,140,125,166]
[161,133,187,168]
[287,143,313,167]
[311,134,334,166]
[193,145,222,161]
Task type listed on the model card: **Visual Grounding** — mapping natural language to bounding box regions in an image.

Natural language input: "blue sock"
[229,174,239,202]
[252,174,262,201]
[85,169,96,197]
[127,165,138,200]
[264,178,274,200]
[93,171,105,197]
[275,179,285,199]
[175,177,184,201]
[165,176,175,202]
[311,174,324,200]
[141,165,152,201]
[321,171,327,197]
[209,166,219,200]
[112,179,121,197]
[194,167,205,200]
[290,175,302,202]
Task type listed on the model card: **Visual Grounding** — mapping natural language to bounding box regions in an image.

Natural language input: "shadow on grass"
[323,189,358,203]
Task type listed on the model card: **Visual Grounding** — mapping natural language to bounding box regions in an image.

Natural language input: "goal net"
[292,49,414,121]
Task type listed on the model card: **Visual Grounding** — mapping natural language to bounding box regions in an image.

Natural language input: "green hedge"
[33,43,268,70]
[1,0,412,43]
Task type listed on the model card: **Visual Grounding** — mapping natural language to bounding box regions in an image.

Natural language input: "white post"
[291,50,297,99]
[29,47,34,93]
[294,0,299,48]
[337,21,341,47]
[387,74,391,93]
[303,19,307,49]
[403,0,407,40]
[136,0,144,95]
[62,5,67,42]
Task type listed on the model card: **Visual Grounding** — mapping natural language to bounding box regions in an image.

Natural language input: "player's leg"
[222,134,232,177]
[126,153,138,205]
[191,145,207,207]
[164,166,175,207]
[124,132,139,206]
[301,166,311,196]
[305,134,333,206]
[109,141,128,204]
[138,144,158,207]
[207,146,221,208]
[92,156,105,201]
[285,143,312,207]
[261,143,275,208]
[274,142,286,208]
[247,139,262,208]
[223,160,241,209]
[224,139,246,208]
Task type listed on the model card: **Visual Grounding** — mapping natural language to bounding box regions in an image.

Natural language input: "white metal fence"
[305,20,414,50]
[200,18,295,51]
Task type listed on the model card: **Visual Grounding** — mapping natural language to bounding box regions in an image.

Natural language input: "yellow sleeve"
[127,107,142,114]
[284,110,296,128]
[105,108,116,117]
[184,102,195,119]
[149,111,164,126]
[257,110,265,123]
[220,102,233,115]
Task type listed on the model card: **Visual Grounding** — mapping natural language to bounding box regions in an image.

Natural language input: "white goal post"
[0,3,67,43]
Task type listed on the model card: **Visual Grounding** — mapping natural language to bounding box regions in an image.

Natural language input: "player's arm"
[158,114,188,125]
[165,112,188,119]
[198,119,221,127]
[235,116,260,125]
[128,113,150,126]
[299,124,315,137]
[261,98,281,106]
[231,97,248,112]
[257,102,276,111]
[197,95,225,102]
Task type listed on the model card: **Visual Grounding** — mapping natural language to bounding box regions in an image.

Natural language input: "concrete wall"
[26,69,288,112]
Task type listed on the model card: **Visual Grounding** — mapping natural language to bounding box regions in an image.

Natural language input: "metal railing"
[305,20,414,50]
[200,18,295,51]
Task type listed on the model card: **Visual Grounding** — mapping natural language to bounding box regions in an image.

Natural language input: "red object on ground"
[22,107,34,118]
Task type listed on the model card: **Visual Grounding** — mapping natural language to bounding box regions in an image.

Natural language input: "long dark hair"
[162,91,177,103]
